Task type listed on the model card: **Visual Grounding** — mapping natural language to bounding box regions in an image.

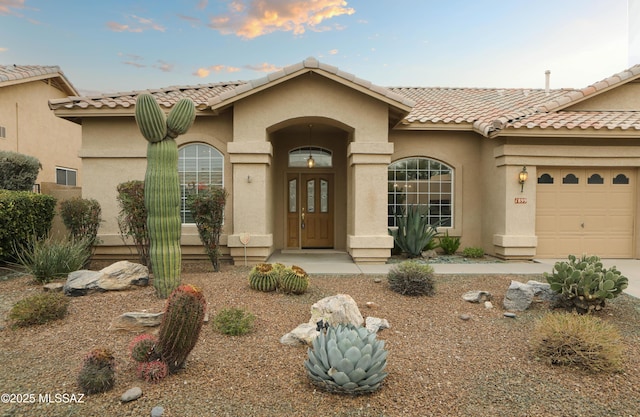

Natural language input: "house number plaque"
[514,198,527,204]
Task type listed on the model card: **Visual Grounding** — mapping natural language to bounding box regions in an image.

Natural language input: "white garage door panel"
[535,168,635,258]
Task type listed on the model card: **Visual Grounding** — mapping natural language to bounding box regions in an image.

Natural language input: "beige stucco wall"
[389,129,485,250]
[490,136,640,258]
[79,113,235,259]
[227,75,395,262]
[0,81,81,187]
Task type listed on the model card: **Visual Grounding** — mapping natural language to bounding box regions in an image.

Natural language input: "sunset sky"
[0,0,636,95]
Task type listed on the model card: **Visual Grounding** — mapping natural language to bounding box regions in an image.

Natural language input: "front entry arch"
[287,173,334,248]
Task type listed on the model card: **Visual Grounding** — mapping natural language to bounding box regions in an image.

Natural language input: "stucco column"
[227,141,274,264]
[492,165,538,259]
[347,142,395,263]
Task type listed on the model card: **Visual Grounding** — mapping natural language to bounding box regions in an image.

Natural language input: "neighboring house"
[0,65,82,191]
[49,57,640,264]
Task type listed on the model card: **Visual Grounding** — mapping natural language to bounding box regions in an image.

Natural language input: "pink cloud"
[193,64,242,78]
[0,0,26,16]
[106,15,165,33]
[207,0,355,39]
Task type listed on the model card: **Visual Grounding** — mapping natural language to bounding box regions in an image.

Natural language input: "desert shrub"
[212,307,256,336]
[0,190,56,262]
[531,312,623,373]
[0,150,41,191]
[389,205,441,258]
[60,197,102,245]
[13,235,91,283]
[462,246,484,258]
[387,260,435,296]
[129,334,159,363]
[9,292,69,327]
[136,360,168,383]
[77,347,116,394]
[438,231,460,255]
[186,186,228,272]
[116,181,150,269]
[545,254,628,314]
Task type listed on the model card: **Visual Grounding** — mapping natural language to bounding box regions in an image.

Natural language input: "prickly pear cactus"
[157,284,206,373]
[305,323,388,395]
[278,265,309,294]
[135,93,196,298]
[248,263,279,292]
[545,254,629,313]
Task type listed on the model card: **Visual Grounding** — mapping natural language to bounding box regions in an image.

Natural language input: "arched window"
[288,147,332,168]
[537,173,554,184]
[178,143,224,223]
[388,157,453,227]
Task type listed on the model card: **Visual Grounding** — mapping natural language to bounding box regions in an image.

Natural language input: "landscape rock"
[43,282,64,292]
[421,249,438,259]
[309,294,364,327]
[151,406,164,417]
[365,301,379,309]
[504,312,517,318]
[462,290,492,303]
[64,261,149,296]
[484,301,494,309]
[109,312,164,332]
[459,314,471,321]
[121,386,143,403]
[279,323,318,346]
[526,280,560,302]
[365,317,390,333]
[503,280,535,311]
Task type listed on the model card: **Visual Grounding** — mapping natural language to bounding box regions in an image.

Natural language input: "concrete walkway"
[267,251,640,298]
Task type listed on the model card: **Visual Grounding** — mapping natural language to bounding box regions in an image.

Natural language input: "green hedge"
[0,190,56,262]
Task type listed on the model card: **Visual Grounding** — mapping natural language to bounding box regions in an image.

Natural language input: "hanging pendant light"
[307,124,315,168]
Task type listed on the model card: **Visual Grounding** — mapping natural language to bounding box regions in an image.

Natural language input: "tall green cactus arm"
[135,94,196,298]
[145,139,182,298]
[135,94,167,143]
[166,98,196,139]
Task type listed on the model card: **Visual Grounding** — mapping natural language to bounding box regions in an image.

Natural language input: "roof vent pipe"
[545,70,550,95]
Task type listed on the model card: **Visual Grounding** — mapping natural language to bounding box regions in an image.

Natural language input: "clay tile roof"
[0,64,78,95]
[536,64,640,113]
[208,57,415,110]
[392,87,569,134]
[48,82,245,112]
[507,111,640,131]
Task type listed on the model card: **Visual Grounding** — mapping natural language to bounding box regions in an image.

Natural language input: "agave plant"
[304,323,388,395]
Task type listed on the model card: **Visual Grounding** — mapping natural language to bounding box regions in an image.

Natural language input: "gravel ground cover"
[1,263,639,417]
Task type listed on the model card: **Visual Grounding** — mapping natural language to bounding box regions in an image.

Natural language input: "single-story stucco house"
[49,57,640,265]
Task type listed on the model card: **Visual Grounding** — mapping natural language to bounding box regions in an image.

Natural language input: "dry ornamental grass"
[1,264,639,417]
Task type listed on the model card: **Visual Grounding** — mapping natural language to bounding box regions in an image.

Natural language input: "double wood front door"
[287,173,334,248]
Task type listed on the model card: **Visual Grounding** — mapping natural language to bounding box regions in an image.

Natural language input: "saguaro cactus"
[135,94,196,298]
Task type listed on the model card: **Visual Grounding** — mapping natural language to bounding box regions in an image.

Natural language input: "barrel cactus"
[157,284,206,373]
[278,265,309,294]
[305,323,388,395]
[135,93,196,298]
[248,263,279,292]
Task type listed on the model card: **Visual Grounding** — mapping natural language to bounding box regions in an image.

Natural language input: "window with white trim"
[178,143,224,224]
[56,167,77,186]
[388,157,453,227]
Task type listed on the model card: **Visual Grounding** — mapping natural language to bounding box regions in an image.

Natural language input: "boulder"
[526,280,560,302]
[462,290,492,303]
[309,294,364,327]
[43,282,64,292]
[503,280,535,311]
[109,312,164,332]
[279,323,318,346]
[365,317,390,333]
[64,261,149,296]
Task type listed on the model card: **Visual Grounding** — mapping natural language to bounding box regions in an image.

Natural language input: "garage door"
[536,168,635,258]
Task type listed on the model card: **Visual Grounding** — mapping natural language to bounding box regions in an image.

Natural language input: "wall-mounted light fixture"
[307,124,315,168]
[247,175,252,183]
[519,166,528,192]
